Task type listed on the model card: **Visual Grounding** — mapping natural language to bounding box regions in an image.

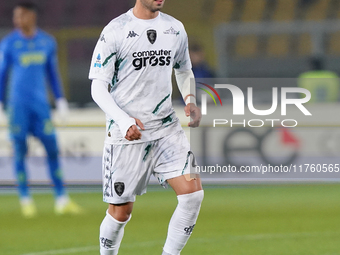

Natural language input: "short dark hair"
[15,2,38,13]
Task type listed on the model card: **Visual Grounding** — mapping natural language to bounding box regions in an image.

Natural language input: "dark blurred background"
[1,0,340,106]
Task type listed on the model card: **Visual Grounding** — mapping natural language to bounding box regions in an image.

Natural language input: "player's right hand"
[0,102,5,123]
[125,118,145,141]
[56,97,69,123]
[184,103,202,128]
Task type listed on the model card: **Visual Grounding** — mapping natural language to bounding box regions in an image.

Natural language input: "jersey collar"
[128,8,161,23]
[17,28,39,40]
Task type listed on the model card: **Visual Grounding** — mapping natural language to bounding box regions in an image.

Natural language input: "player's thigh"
[102,142,153,204]
[153,130,200,188]
[35,127,59,157]
[167,175,202,196]
[8,104,29,140]
[30,104,55,139]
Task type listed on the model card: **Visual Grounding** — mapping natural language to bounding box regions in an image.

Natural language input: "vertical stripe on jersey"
[152,94,170,114]
[112,57,125,86]
[102,52,117,67]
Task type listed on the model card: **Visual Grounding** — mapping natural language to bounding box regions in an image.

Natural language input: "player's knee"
[110,208,131,222]
[108,204,133,222]
[42,137,59,159]
[177,190,204,212]
[47,149,58,160]
[115,211,131,222]
[13,138,27,160]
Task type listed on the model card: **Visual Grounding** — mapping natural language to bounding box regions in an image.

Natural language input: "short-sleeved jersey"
[89,9,192,144]
[0,29,63,106]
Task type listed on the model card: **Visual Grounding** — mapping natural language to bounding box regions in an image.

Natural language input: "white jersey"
[89,9,192,144]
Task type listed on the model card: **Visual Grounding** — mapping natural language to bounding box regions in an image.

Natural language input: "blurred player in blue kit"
[0,2,81,218]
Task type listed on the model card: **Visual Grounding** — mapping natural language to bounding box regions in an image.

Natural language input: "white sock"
[163,190,204,255]
[100,210,131,255]
[20,197,34,206]
[55,195,70,208]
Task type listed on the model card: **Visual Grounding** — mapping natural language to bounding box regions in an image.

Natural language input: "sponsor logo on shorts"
[114,182,125,196]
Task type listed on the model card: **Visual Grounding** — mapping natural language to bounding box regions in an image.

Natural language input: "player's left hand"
[56,98,69,123]
[184,103,201,128]
[0,102,5,124]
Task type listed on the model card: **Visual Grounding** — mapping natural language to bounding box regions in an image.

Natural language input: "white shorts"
[102,130,196,204]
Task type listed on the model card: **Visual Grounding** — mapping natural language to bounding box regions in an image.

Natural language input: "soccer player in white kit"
[89,0,203,254]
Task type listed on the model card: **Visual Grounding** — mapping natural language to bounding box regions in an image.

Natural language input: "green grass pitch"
[1,184,340,255]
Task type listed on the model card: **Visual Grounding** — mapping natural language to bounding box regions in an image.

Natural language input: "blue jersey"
[0,29,63,106]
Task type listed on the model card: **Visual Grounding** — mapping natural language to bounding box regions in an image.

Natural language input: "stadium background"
[1,1,340,255]
[4,0,340,106]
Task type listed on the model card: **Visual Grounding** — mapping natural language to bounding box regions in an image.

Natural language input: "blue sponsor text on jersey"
[94,54,102,68]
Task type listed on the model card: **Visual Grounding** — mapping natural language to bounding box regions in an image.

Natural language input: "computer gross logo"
[132,50,172,71]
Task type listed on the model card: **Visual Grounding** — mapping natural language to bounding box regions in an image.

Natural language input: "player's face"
[13,7,37,31]
[140,0,165,12]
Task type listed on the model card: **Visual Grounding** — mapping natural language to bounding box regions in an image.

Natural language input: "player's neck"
[20,26,37,38]
[133,5,159,20]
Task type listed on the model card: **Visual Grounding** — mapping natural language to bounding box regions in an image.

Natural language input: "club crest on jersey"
[147,29,157,44]
[114,182,125,196]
